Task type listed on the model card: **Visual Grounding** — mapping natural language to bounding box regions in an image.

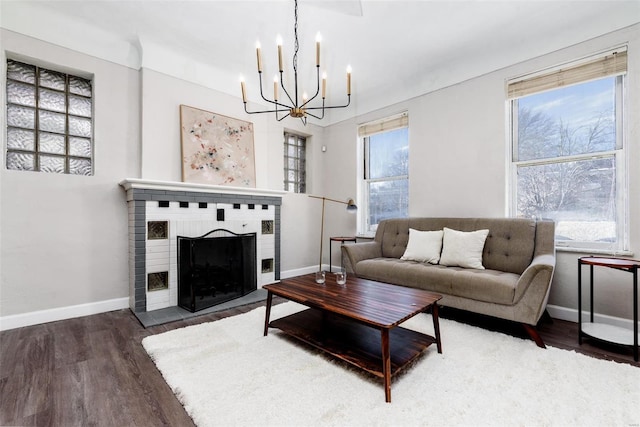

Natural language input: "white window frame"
[508,48,629,253]
[357,112,409,236]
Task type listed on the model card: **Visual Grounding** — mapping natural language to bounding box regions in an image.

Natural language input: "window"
[508,49,627,251]
[284,132,306,193]
[359,113,409,234]
[6,59,93,175]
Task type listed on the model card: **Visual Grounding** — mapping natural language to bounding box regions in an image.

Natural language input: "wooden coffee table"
[263,273,442,402]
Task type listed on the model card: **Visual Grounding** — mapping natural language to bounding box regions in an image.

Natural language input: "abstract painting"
[180,105,256,187]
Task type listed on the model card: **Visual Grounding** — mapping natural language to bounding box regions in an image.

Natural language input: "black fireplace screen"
[177,229,257,312]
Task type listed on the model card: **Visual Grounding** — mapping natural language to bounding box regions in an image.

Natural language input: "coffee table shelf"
[269,308,437,379]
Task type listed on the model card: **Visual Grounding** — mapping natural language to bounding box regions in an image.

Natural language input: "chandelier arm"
[277,112,291,121]
[305,95,350,111]
[279,72,296,107]
[300,65,322,109]
[304,98,325,120]
[244,103,292,115]
[256,72,276,105]
[257,72,295,110]
[305,109,323,120]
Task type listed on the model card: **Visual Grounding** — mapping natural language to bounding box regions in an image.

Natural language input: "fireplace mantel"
[119,178,286,198]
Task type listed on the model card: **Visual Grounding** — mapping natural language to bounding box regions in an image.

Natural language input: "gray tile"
[132,289,268,328]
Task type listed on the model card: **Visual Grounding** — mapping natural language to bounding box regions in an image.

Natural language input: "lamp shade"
[346,198,357,213]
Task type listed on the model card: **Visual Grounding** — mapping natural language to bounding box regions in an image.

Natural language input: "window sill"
[555,246,634,257]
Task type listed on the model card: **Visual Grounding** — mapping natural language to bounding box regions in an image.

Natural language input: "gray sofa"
[342,218,556,347]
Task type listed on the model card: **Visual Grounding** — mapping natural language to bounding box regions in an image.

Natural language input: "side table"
[329,236,357,273]
[578,256,639,361]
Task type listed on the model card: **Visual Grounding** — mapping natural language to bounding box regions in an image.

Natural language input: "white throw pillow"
[401,229,444,264]
[439,227,489,269]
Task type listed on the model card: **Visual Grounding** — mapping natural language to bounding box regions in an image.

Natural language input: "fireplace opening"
[177,229,257,313]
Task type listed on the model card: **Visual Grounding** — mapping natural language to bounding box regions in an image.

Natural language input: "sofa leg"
[522,323,546,348]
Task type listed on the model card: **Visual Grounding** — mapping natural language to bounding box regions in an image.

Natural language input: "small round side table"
[329,237,357,273]
[578,256,639,361]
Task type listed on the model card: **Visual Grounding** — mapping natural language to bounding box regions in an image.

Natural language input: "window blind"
[507,49,627,99]
[358,112,408,138]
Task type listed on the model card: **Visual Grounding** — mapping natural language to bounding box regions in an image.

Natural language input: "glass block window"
[6,59,93,175]
[148,272,168,292]
[284,132,306,193]
[262,220,274,235]
[261,258,274,273]
[147,221,168,240]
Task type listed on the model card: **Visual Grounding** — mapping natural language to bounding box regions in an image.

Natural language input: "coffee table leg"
[432,302,442,354]
[263,291,273,336]
[381,328,391,403]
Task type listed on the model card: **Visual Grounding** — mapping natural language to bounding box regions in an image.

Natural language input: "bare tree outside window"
[513,75,624,247]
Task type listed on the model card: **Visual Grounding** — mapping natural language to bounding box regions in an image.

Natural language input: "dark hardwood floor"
[1,300,637,426]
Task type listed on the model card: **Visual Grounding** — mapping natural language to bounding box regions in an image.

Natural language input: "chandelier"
[239,0,351,124]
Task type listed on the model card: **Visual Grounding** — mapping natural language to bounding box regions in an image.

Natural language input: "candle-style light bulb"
[256,41,262,73]
[277,35,283,72]
[346,65,352,95]
[239,76,247,103]
[302,92,308,103]
[322,71,327,99]
[273,75,278,101]
[315,32,321,67]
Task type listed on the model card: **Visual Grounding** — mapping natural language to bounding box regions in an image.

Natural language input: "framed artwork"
[180,105,256,187]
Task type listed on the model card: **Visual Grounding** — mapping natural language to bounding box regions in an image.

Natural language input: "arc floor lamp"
[309,195,357,272]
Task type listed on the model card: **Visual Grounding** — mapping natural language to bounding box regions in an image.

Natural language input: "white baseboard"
[547,304,635,329]
[8,280,631,333]
[0,297,130,331]
[1,265,328,331]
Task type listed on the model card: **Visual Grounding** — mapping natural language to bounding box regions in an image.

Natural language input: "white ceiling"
[4,0,640,125]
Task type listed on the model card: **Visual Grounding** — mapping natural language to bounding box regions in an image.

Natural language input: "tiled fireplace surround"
[120,179,283,322]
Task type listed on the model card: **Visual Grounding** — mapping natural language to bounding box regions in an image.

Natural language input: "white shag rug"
[142,302,640,427]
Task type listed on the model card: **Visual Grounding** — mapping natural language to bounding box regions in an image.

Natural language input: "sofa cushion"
[446,267,518,305]
[439,227,489,269]
[355,259,518,305]
[400,228,443,264]
[355,258,453,295]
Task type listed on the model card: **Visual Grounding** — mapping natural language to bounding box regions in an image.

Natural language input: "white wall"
[1,14,637,328]
[322,24,640,322]
[318,119,359,266]
[0,25,331,328]
[0,30,140,319]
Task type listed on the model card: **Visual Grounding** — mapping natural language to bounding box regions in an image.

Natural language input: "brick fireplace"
[119,179,284,313]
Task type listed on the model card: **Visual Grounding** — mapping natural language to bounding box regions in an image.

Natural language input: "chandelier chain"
[293,0,299,76]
